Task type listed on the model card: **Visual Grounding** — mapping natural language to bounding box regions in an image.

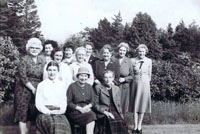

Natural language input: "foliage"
[124,12,163,59]
[0,0,41,53]
[87,18,114,50]
[151,60,200,102]
[0,36,19,104]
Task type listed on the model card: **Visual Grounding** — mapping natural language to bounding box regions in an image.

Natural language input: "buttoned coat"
[113,56,133,114]
[94,84,123,119]
[93,59,120,85]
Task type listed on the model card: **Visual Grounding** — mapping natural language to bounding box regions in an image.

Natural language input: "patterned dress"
[129,57,152,113]
[14,54,45,122]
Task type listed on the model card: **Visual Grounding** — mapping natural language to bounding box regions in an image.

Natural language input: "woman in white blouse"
[35,61,71,134]
[70,47,94,86]
[43,47,72,89]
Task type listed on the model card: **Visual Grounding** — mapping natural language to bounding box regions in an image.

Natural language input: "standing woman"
[129,44,152,134]
[66,67,96,134]
[62,41,76,65]
[114,42,133,114]
[93,44,120,85]
[84,41,98,65]
[43,40,58,63]
[35,61,71,134]
[14,38,45,134]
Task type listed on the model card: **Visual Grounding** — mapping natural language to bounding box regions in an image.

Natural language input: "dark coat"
[88,55,98,65]
[113,56,133,113]
[93,59,120,85]
[93,84,123,119]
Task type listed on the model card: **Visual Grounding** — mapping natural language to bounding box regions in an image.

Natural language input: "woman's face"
[64,48,73,58]
[44,44,53,56]
[104,72,114,86]
[54,51,63,63]
[76,49,86,63]
[118,46,127,58]
[137,48,146,59]
[29,44,41,57]
[85,44,93,56]
[47,65,59,80]
[78,74,88,84]
[102,49,112,61]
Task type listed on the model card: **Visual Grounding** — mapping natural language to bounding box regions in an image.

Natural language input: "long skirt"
[119,82,130,114]
[36,114,71,134]
[96,116,128,134]
[129,78,151,113]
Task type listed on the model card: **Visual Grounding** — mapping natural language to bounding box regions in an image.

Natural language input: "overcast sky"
[35,0,200,43]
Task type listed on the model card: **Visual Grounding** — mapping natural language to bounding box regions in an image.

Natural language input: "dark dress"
[93,59,120,85]
[66,81,96,126]
[113,56,133,114]
[14,54,45,122]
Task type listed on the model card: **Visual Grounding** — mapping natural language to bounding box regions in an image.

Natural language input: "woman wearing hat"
[113,42,133,114]
[70,47,94,86]
[66,67,96,134]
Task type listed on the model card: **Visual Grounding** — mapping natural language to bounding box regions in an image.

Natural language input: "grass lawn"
[0,124,200,134]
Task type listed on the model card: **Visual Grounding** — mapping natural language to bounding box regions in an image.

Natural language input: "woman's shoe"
[132,129,138,134]
[138,129,142,134]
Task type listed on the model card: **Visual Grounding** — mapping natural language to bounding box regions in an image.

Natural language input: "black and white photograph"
[0,0,200,134]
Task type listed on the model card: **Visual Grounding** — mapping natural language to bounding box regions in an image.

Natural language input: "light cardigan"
[43,62,72,89]
[36,79,67,115]
[69,61,94,86]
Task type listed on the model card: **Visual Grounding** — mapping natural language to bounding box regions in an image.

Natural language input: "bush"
[0,36,19,104]
[151,60,200,103]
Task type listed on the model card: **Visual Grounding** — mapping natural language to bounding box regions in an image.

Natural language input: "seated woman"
[43,47,72,89]
[94,70,128,134]
[35,61,71,134]
[66,67,96,134]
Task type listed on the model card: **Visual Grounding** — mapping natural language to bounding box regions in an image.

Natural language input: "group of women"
[14,37,152,134]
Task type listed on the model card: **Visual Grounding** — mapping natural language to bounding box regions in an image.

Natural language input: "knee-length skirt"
[66,110,96,126]
[14,79,39,122]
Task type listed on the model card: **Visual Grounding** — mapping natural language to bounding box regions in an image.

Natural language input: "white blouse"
[43,62,73,89]
[36,79,67,115]
[70,61,94,85]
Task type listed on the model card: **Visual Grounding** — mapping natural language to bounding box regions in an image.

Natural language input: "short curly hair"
[136,44,148,53]
[63,41,75,52]
[26,38,43,52]
[44,40,58,49]
[50,47,64,60]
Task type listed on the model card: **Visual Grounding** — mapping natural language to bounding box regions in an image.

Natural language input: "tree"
[0,36,19,103]
[111,11,124,47]
[0,0,41,53]
[124,12,163,59]
[87,18,114,50]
